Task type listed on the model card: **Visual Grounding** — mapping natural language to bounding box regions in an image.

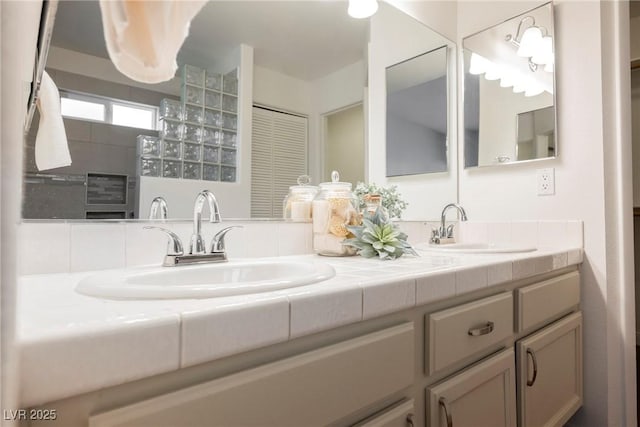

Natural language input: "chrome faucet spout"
[431,203,468,244]
[191,190,222,254]
[440,203,468,232]
[149,196,168,220]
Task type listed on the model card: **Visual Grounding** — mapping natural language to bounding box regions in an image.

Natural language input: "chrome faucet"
[148,196,168,220]
[144,190,241,267]
[190,190,221,254]
[430,203,468,244]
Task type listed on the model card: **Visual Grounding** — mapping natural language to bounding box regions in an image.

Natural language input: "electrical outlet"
[537,168,555,196]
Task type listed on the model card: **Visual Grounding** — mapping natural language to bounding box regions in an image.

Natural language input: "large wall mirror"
[386,46,448,177]
[462,2,556,168]
[23,1,458,221]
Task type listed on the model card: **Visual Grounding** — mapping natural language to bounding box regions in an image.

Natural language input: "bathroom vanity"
[18,246,582,427]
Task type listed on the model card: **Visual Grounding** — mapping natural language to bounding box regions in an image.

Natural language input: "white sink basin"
[415,242,536,254]
[76,259,336,300]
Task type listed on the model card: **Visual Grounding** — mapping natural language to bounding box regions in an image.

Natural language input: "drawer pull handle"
[439,397,453,427]
[526,348,538,386]
[468,321,494,336]
[406,413,415,426]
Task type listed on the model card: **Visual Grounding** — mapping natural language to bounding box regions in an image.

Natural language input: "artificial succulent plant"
[342,208,418,260]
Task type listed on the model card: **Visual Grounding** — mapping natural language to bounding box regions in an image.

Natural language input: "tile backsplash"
[17,219,583,276]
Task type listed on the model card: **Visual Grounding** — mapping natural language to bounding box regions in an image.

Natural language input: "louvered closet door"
[251,107,308,218]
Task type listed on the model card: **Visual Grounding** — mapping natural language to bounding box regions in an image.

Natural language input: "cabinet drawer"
[426,292,513,374]
[516,272,580,333]
[90,323,415,427]
[353,399,415,427]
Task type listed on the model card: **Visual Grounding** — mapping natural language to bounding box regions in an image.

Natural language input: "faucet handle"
[144,226,184,256]
[210,226,243,253]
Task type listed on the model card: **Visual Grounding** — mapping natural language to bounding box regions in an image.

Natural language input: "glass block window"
[137,64,240,183]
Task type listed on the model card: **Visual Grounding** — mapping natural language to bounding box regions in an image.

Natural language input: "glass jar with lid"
[312,171,360,256]
[283,175,318,222]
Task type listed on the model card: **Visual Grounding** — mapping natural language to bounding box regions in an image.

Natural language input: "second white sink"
[76,259,336,300]
[415,242,536,254]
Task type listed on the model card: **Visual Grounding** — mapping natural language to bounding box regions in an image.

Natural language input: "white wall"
[369,2,458,220]
[457,1,635,425]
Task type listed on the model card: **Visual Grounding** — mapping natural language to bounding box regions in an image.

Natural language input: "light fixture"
[506,16,554,73]
[348,0,378,19]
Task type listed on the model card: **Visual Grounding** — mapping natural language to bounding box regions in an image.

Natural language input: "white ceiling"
[51,0,369,81]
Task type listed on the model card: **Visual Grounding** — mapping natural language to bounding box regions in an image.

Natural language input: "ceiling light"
[348,0,378,19]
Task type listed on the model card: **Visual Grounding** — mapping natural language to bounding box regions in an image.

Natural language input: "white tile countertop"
[16,246,583,408]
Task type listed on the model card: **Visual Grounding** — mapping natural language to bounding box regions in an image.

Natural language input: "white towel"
[99,0,206,84]
[34,71,71,171]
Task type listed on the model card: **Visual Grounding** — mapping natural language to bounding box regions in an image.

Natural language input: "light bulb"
[348,0,378,19]
[517,27,543,57]
[531,36,553,65]
[469,53,488,75]
[484,62,501,80]
[500,69,519,88]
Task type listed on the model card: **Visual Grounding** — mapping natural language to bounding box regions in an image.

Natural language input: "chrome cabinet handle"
[526,348,538,386]
[406,413,415,427]
[468,321,494,336]
[439,397,453,427]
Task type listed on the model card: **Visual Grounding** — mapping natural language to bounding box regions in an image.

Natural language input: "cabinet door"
[516,312,582,427]
[427,348,517,427]
[89,323,414,427]
[354,399,415,427]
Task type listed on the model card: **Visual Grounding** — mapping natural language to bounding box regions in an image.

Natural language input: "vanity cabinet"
[516,312,583,427]
[427,349,517,427]
[25,269,583,427]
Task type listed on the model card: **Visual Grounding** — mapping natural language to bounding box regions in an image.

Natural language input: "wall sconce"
[348,0,378,19]
[505,16,554,73]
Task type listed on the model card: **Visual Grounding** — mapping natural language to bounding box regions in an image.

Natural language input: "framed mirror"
[462,2,556,168]
[23,1,458,221]
[386,45,448,177]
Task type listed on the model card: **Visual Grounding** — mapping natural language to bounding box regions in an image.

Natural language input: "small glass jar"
[363,194,389,221]
[312,171,360,256]
[283,175,317,222]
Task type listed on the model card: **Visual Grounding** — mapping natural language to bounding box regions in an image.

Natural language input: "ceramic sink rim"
[414,242,537,254]
[75,259,336,300]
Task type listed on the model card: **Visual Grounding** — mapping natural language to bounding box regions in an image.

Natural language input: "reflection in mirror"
[386,46,447,177]
[368,2,457,220]
[23,1,369,220]
[463,2,556,168]
[22,1,457,221]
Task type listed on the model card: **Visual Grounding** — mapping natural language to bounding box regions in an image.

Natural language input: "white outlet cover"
[537,168,555,196]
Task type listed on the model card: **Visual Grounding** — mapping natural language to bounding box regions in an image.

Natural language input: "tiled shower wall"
[23,69,178,219]
[17,220,583,276]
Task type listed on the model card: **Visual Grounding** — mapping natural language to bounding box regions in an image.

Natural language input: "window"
[59,90,159,130]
